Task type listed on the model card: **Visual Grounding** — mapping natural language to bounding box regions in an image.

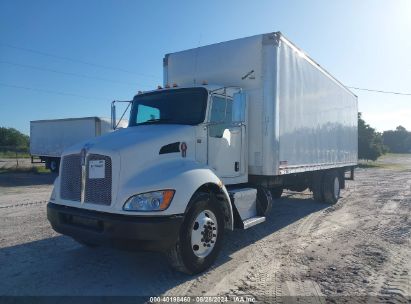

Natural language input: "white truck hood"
[58,124,197,213]
[63,124,195,157]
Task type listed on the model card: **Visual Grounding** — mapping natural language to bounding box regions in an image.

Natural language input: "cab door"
[207,92,247,182]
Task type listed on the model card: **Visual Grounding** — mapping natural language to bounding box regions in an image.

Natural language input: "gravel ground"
[0,154,410,303]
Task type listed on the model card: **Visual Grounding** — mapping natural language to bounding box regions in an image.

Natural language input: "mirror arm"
[111,100,132,130]
[111,100,116,130]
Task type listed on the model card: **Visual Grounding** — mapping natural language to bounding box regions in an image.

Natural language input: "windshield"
[129,88,208,126]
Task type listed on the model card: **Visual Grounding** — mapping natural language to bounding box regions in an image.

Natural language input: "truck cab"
[47,85,263,274]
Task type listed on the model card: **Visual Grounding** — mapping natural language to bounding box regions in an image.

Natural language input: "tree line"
[358,113,411,160]
[0,127,30,153]
[0,115,410,160]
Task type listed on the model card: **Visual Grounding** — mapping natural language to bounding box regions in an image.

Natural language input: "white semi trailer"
[47,32,357,274]
[30,117,125,172]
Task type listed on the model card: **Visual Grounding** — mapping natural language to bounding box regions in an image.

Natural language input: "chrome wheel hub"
[191,210,218,258]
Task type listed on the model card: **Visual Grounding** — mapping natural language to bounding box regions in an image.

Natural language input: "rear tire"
[49,158,60,173]
[312,173,324,202]
[256,186,273,217]
[270,188,283,199]
[166,192,225,274]
[323,171,341,204]
[74,238,98,248]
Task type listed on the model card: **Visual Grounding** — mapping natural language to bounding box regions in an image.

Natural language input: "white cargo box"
[30,117,126,158]
[164,32,358,176]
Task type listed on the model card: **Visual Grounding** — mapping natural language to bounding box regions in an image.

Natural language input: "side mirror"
[111,100,132,130]
[232,92,246,123]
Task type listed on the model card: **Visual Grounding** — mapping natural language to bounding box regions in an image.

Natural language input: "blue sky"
[1,0,410,135]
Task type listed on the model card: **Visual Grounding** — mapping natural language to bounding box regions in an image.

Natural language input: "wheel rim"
[333,176,340,199]
[190,209,218,258]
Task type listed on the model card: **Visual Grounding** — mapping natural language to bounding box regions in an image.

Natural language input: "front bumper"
[47,202,184,251]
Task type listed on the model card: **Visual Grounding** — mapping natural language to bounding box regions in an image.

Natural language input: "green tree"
[0,127,30,152]
[358,113,386,161]
[382,126,411,153]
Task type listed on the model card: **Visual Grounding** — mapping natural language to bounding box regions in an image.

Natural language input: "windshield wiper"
[137,118,172,125]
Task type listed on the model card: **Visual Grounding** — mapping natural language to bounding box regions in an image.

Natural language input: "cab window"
[209,95,233,137]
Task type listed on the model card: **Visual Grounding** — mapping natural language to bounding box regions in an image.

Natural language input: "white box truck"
[47,32,357,274]
[30,117,125,172]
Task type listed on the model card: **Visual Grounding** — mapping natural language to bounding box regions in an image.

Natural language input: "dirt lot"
[0,155,410,303]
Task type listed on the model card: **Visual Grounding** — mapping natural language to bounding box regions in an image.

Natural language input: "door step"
[243,216,266,229]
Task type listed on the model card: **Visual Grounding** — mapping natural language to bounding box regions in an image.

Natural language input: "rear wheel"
[312,173,324,202]
[256,186,273,216]
[323,171,341,204]
[270,188,283,199]
[49,158,60,173]
[166,192,225,274]
[74,238,98,248]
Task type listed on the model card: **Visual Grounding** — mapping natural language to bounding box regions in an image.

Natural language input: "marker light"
[123,190,175,211]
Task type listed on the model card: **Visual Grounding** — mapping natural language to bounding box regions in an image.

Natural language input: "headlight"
[123,190,175,211]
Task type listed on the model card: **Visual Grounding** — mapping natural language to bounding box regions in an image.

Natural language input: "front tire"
[166,192,225,274]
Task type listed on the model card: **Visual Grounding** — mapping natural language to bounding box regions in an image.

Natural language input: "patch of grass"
[358,162,381,169]
[0,166,50,174]
[358,160,408,171]
[0,152,31,158]
[380,153,411,158]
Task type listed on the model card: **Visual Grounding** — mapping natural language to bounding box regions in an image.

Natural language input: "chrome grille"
[85,154,112,205]
[60,154,81,201]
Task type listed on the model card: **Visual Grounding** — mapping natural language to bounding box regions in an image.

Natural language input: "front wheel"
[166,192,225,274]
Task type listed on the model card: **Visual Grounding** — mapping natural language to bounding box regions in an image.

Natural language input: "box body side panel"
[276,40,358,173]
[165,32,358,176]
[30,119,98,157]
[166,34,264,90]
